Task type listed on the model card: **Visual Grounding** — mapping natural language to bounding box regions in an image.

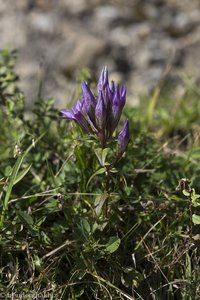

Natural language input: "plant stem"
[104,169,110,217]
[188,193,193,238]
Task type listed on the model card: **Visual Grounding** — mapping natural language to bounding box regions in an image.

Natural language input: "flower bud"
[95,91,106,131]
[117,119,130,155]
[81,81,96,117]
[98,66,108,92]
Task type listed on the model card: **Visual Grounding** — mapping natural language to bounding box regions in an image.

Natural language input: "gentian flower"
[81,81,96,119]
[61,66,129,151]
[98,66,109,92]
[110,85,126,135]
[95,91,106,131]
[61,100,92,134]
[117,119,130,155]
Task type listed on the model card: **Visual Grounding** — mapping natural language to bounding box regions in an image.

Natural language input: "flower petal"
[120,86,126,107]
[81,81,96,114]
[118,119,130,154]
[95,91,106,131]
[98,66,108,91]
[60,109,75,120]
[74,111,92,133]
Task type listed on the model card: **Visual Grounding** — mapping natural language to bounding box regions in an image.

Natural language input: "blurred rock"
[93,5,132,29]
[60,35,108,73]
[129,66,164,97]
[162,11,199,37]
[59,0,89,15]
[0,0,200,107]
[29,12,58,35]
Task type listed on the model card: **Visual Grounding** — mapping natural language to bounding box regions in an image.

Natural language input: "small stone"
[29,12,57,34]
[61,35,107,72]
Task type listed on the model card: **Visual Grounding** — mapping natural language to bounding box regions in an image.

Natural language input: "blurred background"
[1,0,200,107]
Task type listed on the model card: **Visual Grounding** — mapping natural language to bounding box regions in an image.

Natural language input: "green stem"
[189,194,193,238]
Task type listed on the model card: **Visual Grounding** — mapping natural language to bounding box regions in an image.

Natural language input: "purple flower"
[117,119,130,155]
[98,66,108,92]
[110,85,126,134]
[95,91,106,131]
[81,81,96,117]
[61,66,129,148]
[61,100,92,133]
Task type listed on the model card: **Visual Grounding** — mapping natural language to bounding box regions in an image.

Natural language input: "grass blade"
[0,131,46,232]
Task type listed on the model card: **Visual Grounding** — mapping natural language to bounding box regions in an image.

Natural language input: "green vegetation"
[0,49,199,299]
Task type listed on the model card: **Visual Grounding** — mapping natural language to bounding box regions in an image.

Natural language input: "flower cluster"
[61,67,129,153]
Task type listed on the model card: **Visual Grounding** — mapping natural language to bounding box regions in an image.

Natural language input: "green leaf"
[105,236,121,253]
[94,193,108,217]
[34,254,42,272]
[86,167,105,188]
[74,286,85,298]
[13,163,32,185]
[16,210,38,235]
[17,210,34,226]
[94,148,103,165]
[183,190,190,197]
[191,189,200,207]
[4,166,12,177]
[91,222,99,234]
[102,148,109,166]
[94,148,109,166]
[192,197,200,207]
[192,214,200,224]
[169,195,186,201]
[110,167,118,173]
[80,219,91,235]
